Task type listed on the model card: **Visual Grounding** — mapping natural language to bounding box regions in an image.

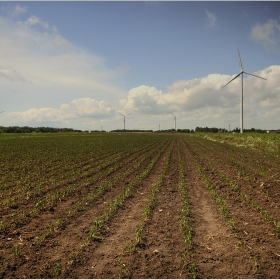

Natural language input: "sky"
[0,1,280,131]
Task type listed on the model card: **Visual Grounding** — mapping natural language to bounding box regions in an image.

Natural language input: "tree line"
[0,126,83,133]
[194,126,266,133]
[0,126,267,134]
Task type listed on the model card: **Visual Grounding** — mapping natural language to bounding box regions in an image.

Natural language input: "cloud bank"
[2,98,114,126]
[119,65,280,129]
[0,6,125,114]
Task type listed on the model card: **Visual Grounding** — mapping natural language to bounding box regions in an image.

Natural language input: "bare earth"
[0,134,279,278]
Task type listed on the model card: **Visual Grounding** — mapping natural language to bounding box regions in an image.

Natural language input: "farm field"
[0,132,280,278]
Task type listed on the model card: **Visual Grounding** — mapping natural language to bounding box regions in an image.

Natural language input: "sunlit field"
[0,132,279,278]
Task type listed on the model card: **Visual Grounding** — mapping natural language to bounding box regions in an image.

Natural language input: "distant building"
[266,130,280,133]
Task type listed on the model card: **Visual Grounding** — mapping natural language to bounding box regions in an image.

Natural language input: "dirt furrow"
[120,138,185,279]
[0,138,172,278]
[183,138,280,278]
[63,138,175,278]
[179,139,258,278]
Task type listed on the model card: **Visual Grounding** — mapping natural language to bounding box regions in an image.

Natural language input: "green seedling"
[135,227,142,244]
[88,228,96,240]
[18,211,26,219]
[68,253,76,265]
[249,255,261,270]
[2,258,8,267]
[117,256,129,277]
[240,191,248,201]
[54,263,62,276]
[252,202,262,212]
[235,241,243,248]
[184,228,194,245]
[219,206,229,217]
[13,246,21,258]
[11,222,17,228]
[80,240,89,248]
[181,205,189,214]
[30,208,38,216]
[179,253,187,267]
[36,200,45,209]
[261,210,271,221]
[55,219,63,229]
[188,262,197,279]
[122,243,135,254]
[93,219,102,228]
[0,221,5,231]
[226,218,236,230]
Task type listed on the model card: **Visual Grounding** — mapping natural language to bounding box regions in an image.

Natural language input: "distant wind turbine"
[222,48,267,133]
[118,112,131,130]
[171,113,177,131]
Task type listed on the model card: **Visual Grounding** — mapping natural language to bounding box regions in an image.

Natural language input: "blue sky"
[0,1,280,131]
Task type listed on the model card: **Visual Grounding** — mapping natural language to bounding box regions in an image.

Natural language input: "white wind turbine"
[118,112,131,130]
[222,48,267,133]
[171,113,177,131]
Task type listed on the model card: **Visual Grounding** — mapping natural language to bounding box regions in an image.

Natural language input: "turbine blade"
[222,72,242,88]
[238,47,243,71]
[243,71,267,80]
[118,112,124,117]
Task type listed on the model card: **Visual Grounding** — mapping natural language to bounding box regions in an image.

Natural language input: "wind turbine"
[118,112,131,130]
[222,48,267,133]
[171,113,177,132]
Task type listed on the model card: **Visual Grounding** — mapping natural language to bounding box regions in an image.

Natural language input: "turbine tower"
[171,113,177,132]
[118,112,131,130]
[222,48,267,133]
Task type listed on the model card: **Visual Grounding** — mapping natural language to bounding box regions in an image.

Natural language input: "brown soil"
[0,134,279,278]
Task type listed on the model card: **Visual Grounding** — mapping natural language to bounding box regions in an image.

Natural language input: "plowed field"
[0,133,279,278]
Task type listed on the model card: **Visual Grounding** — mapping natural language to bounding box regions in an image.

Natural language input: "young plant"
[13,246,21,258]
[68,253,76,266]
[122,243,135,255]
[0,221,5,231]
[135,227,143,244]
[88,228,96,240]
[54,263,62,276]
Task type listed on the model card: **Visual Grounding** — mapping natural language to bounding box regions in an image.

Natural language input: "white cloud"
[25,15,49,29]
[0,10,125,112]
[3,98,115,125]
[251,19,280,53]
[205,10,217,28]
[119,65,280,129]
[120,73,240,114]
